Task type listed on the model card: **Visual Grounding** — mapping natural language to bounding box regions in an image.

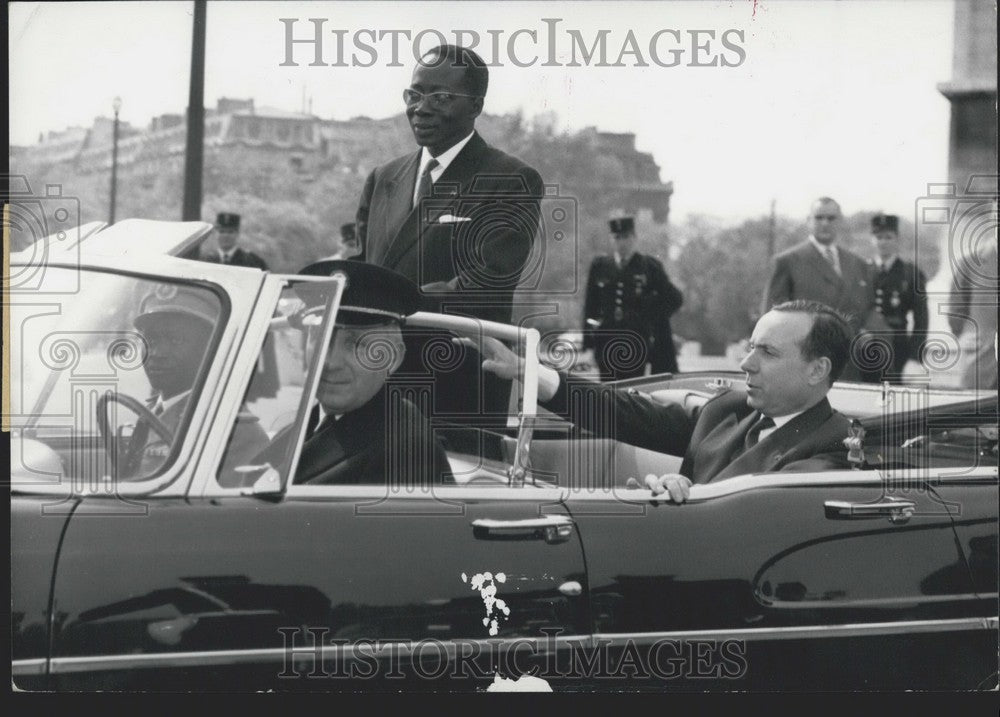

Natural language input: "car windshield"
[10,266,225,485]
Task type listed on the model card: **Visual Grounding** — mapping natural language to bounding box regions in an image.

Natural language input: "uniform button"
[615,299,622,304]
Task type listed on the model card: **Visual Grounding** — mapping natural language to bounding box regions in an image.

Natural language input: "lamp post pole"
[109,96,122,224]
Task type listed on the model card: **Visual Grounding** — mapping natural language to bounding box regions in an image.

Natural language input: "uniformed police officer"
[202,212,268,269]
[583,216,683,381]
[870,213,928,376]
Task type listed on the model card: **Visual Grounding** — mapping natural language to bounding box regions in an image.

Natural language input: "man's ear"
[470,96,484,119]
[807,356,832,386]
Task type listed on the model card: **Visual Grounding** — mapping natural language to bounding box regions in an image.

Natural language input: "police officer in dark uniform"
[200,212,277,398]
[583,216,683,381]
[202,212,268,269]
[870,213,928,376]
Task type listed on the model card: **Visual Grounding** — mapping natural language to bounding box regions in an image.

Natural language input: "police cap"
[609,216,635,237]
[216,212,241,230]
[134,284,219,332]
[871,214,899,235]
[296,260,419,326]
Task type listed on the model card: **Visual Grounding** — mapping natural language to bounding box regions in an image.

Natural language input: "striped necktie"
[820,245,841,276]
[414,158,439,209]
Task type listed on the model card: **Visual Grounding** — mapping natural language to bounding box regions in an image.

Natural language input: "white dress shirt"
[412,131,476,207]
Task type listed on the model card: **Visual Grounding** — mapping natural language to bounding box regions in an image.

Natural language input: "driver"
[465,300,855,502]
[129,284,266,478]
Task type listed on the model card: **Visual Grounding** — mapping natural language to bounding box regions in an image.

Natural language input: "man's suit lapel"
[806,243,844,289]
[296,418,348,482]
[712,398,835,481]
[371,151,422,267]
[687,411,756,483]
[379,134,487,273]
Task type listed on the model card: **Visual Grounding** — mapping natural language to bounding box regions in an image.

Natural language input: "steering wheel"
[96,393,175,478]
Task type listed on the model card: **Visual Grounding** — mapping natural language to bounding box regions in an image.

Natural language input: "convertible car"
[10,221,998,691]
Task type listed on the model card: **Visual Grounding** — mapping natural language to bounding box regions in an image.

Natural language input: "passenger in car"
[466,300,855,502]
[259,260,450,486]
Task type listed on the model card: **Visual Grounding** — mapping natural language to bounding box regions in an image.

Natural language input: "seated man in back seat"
[466,300,854,502]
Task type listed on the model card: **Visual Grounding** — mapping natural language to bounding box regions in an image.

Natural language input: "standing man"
[869,213,928,377]
[201,212,268,269]
[355,44,544,419]
[583,216,683,381]
[762,196,886,381]
[199,212,277,398]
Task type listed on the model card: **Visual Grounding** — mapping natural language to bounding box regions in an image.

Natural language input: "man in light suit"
[762,197,886,381]
[355,44,544,420]
[466,300,854,503]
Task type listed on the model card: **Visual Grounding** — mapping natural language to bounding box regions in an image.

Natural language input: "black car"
[10,221,998,690]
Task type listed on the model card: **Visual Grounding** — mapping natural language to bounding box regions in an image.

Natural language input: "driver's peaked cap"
[296,259,420,326]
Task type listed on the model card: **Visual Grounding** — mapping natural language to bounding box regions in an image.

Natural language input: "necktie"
[821,245,841,276]
[744,413,775,450]
[414,158,439,209]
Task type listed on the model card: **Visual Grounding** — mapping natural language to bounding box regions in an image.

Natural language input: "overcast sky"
[10,0,960,223]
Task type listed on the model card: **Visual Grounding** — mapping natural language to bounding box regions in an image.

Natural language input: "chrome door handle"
[824,497,916,524]
[471,515,575,544]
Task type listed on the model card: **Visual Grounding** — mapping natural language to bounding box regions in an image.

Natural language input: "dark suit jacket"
[248,387,450,487]
[356,131,543,324]
[545,379,851,484]
[763,240,882,330]
[202,248,269,271]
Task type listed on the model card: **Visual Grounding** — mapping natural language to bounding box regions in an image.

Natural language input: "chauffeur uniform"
[236,260,450,488]
[584,218,683,381]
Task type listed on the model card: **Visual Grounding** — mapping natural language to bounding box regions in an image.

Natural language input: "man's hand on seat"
[645,473,692,503]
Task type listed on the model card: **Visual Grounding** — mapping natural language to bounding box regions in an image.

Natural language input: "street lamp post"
[109,96,122,224]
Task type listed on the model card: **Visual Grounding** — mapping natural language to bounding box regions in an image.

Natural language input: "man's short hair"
[771,300,851,384]
[811,196,842,215]
[420,44,489,97]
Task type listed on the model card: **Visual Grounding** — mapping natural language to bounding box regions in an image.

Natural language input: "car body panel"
[9,239,999,690]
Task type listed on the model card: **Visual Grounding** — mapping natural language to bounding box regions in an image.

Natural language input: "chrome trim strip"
[11,658,47,676]
[597,617,1000,645]
[42,617,999,674]
[46,634,590,674]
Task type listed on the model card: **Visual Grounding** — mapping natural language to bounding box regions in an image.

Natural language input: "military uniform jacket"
[545,379,851,484]
[872,257,928,354]
[583,252,683,373]
[203,248,269,270]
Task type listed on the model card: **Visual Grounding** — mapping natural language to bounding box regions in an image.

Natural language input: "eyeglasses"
[812,214,840,221]
[403,89,480,110]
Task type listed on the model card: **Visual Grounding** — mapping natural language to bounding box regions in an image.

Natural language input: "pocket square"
[436,214,472,224]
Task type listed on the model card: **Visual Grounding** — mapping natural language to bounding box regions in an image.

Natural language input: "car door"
[45,273,589,690]
[566,468,989,690]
